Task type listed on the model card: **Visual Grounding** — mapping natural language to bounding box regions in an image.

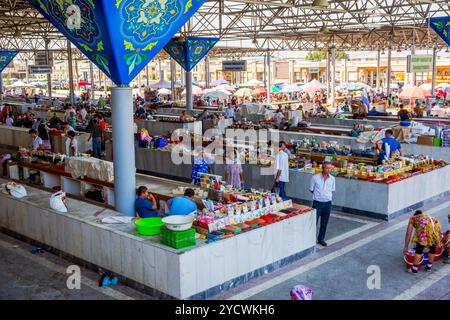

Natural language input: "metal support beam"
[331,46,336,109]
[431,47,437,97]
[266,50,271,104]
[90,62,95,100]
[170,58,176,101]
[45,39,52,98]
[205,56,210,88]
[111,86,136,216]
[326,49,330,98]
[376,50,381,92]
[386,47,392,96]
[146,65,150,87]
[186,71,193,110]
[67,40,75,105]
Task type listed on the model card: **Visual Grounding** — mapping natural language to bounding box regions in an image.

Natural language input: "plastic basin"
[162,215,195,231]
[135,217,164,236]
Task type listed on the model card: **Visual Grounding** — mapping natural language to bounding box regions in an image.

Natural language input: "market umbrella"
[7,80,32,88]
[302,79,324,93]
[158,88,171,95]
[419,83,432,91]
[281,84,302,93]
[234,87,253,97]
[336,83,348,91]
[211,79,228,86]
[78,80,91,86]
[215,84,236,92]
[271,85,282,93]
[240,79,263,88]
[181,85,204,96]
[29,81,47,88]
[436,83,450,92]
[204,89,231,100]
[148,79,171,89]
[345,82,367,92]
[399,85,431,100]
[253,86,267,95]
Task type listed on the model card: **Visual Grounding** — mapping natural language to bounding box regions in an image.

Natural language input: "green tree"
[306,49,349,61]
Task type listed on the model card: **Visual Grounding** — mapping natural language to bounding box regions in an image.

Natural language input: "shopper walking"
[310,161,336,247]
[88,118,103,159]
[273,141,289,199]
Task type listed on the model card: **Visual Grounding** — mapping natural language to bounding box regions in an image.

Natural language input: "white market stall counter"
[127,146,450,220]
[0,124,90,154]
[0,178,316,299]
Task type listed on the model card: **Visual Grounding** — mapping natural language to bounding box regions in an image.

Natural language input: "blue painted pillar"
[111,86,136,216]
[186,71,193,111]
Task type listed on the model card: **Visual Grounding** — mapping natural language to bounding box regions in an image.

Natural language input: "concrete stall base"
[232,165,450,221]
[0,124,90,154]
[127,147,450,220]
[0,178,316,299]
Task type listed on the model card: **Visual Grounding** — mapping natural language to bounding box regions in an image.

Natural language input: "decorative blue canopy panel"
[28,0,206,85]
[429,16,450,47]
[0,51,19,73]
[164,36,219,72]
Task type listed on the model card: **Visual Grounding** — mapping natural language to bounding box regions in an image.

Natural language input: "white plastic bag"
[50,191,68,213]
[1,182,27,198]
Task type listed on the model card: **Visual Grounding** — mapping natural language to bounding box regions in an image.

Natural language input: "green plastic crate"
[433,137,441,147]
[160,226,196,249]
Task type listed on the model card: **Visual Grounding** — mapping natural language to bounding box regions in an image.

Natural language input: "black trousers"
[313,200,332,242]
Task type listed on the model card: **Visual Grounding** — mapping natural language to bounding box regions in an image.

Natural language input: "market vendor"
[349,123,362,137]
[341,102,350,112]
[48,113,62,130]
[376,129,403,164]
[403,210,443,273]
[135,186,160,218]
[28,129,43,151]
[167,188,198,215]
[65,130,78,156]
[273,141,289,199]
[225,149,244,189]
[191,147,214,185]
[397,104,411,122]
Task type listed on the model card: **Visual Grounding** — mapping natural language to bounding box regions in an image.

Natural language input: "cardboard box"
[417,135,435,146]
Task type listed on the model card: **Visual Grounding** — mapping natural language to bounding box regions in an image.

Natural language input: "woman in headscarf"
[225,149,244,189]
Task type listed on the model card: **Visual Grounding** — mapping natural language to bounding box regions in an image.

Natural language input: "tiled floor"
[0,198,449,300]
[212,197,450,300]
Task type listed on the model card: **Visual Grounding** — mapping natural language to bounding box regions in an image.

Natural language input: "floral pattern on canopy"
[29,0,207,85]
[0,51,19,73]
[164,36,219,72]
[429,16,450,47]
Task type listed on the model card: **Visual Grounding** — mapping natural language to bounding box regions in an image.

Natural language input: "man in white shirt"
[274,141,289,199]
[65,130,78,156]
[310,161,336,247]
[28,129,43,151]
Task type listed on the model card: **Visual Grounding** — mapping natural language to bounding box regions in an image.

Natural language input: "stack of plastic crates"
[161,226,196,249]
